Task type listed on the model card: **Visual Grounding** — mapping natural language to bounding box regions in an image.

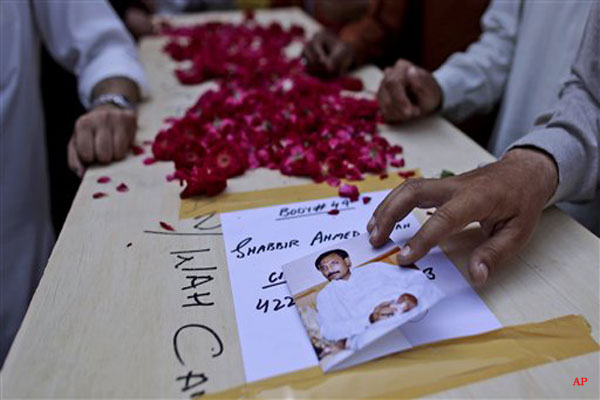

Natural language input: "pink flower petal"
[338,184,360,202]
[93,192,108,199]
[131,145,145,155]
[160,221,175,231]
[398,170,416,179]
[116,183,129,192]
[97,176,111,184]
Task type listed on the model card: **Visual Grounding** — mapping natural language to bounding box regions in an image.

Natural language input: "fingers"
[468,218,531,286]
[328,42,353,74]
[70,106,137,167]
[396,198,479,265]
[67,136,85,177]
[406,65,442,114]
[95,123,113,164]
[113,110,136,160]
[74,117,95,163]
[377,60,419,122]
[368,179,454,247]
[303,31,329,72]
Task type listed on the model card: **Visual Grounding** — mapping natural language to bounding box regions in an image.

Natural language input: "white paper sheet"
[221,190,501,382]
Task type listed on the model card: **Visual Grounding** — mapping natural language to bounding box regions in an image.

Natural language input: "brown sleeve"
[339,0,409,65]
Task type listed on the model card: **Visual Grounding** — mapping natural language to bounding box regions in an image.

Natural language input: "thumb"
[468,222,524,286]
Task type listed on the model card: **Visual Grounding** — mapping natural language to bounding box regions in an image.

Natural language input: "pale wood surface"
[1,7,599,399]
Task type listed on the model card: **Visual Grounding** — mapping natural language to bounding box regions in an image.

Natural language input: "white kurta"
[433,0,598,234]
[0,0,148,365]
[315,262,427,342]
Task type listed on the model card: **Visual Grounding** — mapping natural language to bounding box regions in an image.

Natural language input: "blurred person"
[375,0,597,234]
[368,2,600,286]
[0,0,148,366]
[303,0,489,75]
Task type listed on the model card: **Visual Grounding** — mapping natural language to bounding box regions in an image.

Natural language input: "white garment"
[0,0,148,365]
[315,262,426,342]
[433,0,598,234]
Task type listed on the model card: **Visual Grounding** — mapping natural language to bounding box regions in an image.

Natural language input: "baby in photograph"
[315,249,427,355]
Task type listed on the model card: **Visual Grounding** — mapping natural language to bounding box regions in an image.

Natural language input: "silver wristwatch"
[91,93,136,110]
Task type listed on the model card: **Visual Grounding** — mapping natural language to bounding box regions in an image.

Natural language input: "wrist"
[502,148,559,203]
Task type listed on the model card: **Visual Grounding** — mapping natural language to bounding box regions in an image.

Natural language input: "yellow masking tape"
[179,171,418,219]
[209,315,598,399]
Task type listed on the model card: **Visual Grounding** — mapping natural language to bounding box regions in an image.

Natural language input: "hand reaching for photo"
[367,148,558,286]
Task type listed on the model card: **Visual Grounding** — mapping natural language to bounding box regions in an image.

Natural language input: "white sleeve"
[32,0,150,108]
[316,289,370,342]
[432,0,522,122]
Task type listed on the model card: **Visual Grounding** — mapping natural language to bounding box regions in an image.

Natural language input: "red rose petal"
[390,158,405,168]
[362,196,371,204]
[97,176,111,184]
[93,192,108,199]
[153,19,404,199]
[131,145,145,155]
[338,184,360,202]
[116,183,129,192]
[159,221,175,231]
[328,209,340,215]
[166,173,176,182]
[398,170,416,179]
[379,173,389,180]
[143,157,156,165]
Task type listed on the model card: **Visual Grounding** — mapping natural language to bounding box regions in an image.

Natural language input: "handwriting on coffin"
[173,324,224,367]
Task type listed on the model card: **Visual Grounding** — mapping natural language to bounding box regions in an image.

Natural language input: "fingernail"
[369,226,378,242]
[473,262,489,285]
[367,216,376,231]
[400,245,411,257]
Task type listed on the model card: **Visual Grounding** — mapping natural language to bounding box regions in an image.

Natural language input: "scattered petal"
[97,176,111,184]
[328,209,340,215]
[116,183,129,192]
[362,196,371,204]
[390,158,405,168]
[166,173,176,182]
[143,157,156,165]
[93,192,108,199]
[379,173,388,180]
[338,184,360,202]
[325,176,341,187]
[160,221,175,231]
[398,170,416,179]
[131,145,145,155]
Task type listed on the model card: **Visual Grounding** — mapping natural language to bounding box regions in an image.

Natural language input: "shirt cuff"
[433,65,465,117]
[507,127,582,205]
[78,46,150,109]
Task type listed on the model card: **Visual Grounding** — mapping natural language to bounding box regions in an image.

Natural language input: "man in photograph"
[314,249,424,347]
